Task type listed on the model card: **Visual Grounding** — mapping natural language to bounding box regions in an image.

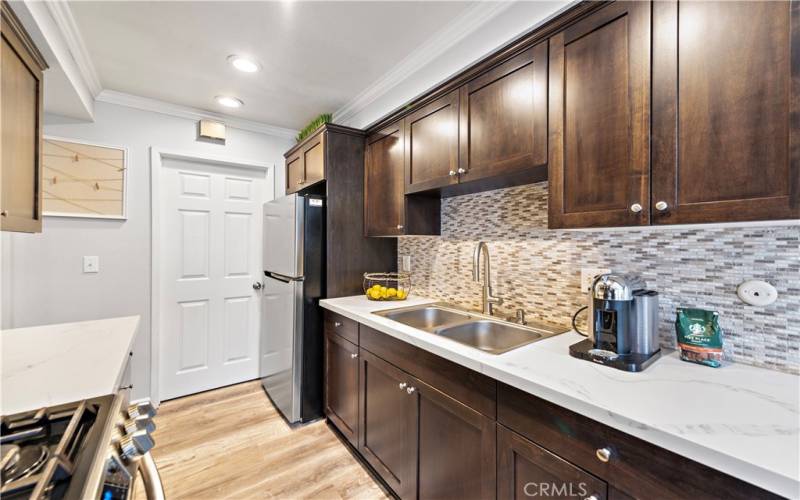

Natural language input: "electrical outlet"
[83,256,99,273]
[401,255,412,272]
[580,267,610,292]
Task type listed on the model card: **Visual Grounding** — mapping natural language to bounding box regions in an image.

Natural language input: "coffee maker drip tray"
[569,339,661,372]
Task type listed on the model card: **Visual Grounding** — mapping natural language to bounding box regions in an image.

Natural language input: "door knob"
[655,200,669,211]
[629,203,642,213]
[252,282,263,290]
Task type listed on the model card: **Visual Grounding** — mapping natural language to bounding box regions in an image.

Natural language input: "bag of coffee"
[675,308,723,368]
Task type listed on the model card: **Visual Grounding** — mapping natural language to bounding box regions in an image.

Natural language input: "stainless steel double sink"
[373,303,568,355]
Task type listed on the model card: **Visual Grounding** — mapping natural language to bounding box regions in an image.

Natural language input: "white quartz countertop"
[1,316,140,415]
[320,296,800,499]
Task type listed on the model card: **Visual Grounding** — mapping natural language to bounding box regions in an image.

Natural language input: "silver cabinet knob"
[128,400,156,419]
[252,282,262,290]
[448,170,456,176]
[457,168,466,174]
[396,224,404,230]
[350,353,358,359]
[398,382,407,390]
[585,496,600,500]
[334,321,342,327]
[119,430,155,461]
[595,447,612,463]
[297,179,306,185]
[123,415,156,435]
[629,203,642,213]
[406,386,416,394]
[655,200,669,211]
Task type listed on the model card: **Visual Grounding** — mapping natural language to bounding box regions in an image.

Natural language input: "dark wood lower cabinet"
[413,376,496,500]
[326,317,780,500]
[498,425,607,500]
[358,348,417,498]
[324,331,359,446]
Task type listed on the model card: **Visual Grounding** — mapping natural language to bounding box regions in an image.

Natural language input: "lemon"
[368,289,382,300]
[386,287,397,297]
[397,290,407,299]
[379,286,387,293]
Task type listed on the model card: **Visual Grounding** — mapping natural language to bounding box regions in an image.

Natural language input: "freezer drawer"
[260,273,303,422]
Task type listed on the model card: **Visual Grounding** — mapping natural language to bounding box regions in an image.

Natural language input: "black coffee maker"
[569,274,661,372]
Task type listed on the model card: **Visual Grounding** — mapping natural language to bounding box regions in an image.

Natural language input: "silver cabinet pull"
[396,224,404,230]
[350,353,358,359]
[655,200,669,211]
[398,382,407,390]
[629,203,642,213]
[457,168,466,174]
[595,447,611,463]
[448,170,456,176]
[406,386,416,394]
[334,321,342,327]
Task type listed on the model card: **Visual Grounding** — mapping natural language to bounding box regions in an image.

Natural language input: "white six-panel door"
[159,157,270,400]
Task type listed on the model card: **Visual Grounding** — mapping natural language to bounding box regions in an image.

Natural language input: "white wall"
[338,1,571,129]
[1,100,293,400]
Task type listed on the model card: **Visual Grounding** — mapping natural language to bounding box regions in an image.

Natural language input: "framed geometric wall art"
[42,136,128,219]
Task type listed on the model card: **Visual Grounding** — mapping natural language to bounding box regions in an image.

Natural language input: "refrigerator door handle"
[265,271,303,284]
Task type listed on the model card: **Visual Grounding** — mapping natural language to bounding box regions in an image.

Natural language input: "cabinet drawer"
[497,383,778,499]
[359,324,496,417]
[324,311,358,344]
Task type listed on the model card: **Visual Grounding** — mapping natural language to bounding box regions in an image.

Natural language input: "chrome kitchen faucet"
[472,241,503,316]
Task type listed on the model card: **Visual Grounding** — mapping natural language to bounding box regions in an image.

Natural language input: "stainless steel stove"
[1,390,163,500]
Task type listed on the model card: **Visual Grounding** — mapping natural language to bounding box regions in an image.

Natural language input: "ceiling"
[67,1,478,130]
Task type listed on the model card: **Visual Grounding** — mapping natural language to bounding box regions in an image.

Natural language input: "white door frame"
[150,147,271,406]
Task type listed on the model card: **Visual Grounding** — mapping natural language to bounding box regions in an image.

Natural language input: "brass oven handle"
[140,452,165,500]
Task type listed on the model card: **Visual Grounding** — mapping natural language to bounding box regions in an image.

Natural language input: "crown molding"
[96,90,298,139]
[43,1,102,97]
[333,1,515,126]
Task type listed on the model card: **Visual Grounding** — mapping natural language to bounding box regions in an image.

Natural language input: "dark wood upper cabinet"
[548,1,651,229]
[651,0,800,224]
[365,122,406,236]
[358,348,417,499]
[324,330,359,447]
[404,90,460,193]
[1,2,47,233]
[365,121,440,237]
[497,425,607,500]
[284,128,325,194]
[413,375,496,500]
[458,42,548,186]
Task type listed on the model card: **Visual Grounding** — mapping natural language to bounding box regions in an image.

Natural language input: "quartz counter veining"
[1,316,140,415]
[320,295,800,499]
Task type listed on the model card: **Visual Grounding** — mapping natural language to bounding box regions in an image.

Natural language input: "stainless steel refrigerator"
[260,193,325,423]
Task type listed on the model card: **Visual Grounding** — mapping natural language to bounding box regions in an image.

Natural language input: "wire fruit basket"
[363,272,412,301]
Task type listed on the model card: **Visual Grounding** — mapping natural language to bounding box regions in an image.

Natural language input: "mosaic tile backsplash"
[398,182,800,374]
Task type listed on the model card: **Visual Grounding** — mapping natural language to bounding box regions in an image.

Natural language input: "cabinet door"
[651,1,800,224]
[458,42,548,184]
[285,150,303,195]
[497,425,607,500]
[411,375,496,500]
[404,90,459,193]
[548,2,651,229]
[358,348,417,498]
[365,122,406,236]
[1,6,44,233]
[302,132,325,188]
[324,332,359,446]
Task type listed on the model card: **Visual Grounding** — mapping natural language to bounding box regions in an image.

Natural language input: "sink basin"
[374,303,568,354]
[435,320,544,354]
[378,306,472,330]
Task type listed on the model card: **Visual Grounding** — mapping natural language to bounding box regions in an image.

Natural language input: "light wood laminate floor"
[137,380,388,499]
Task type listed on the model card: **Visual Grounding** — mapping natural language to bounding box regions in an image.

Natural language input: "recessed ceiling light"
[228,55,260,73]
[215,95,244,108]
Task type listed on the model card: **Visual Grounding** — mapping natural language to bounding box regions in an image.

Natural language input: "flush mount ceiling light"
[215,95,244,108]
[228,55,261,73]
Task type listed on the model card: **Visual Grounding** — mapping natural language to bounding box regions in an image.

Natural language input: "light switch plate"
[83,256,99,273]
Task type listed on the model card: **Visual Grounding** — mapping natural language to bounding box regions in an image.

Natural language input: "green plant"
[296,113,332,143]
